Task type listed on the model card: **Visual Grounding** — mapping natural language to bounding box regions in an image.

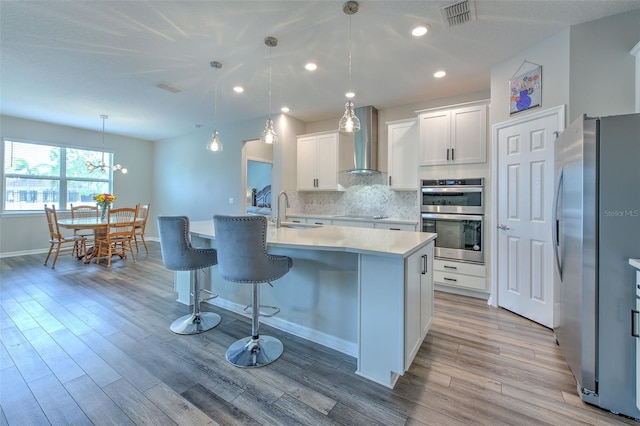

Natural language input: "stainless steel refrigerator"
[553,113,640,419]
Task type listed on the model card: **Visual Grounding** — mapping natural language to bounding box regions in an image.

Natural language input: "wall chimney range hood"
[346,105,380,175]
[337,104,387,188]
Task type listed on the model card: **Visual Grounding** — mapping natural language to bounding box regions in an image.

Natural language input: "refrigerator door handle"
[632,309,640,338]
[552,168,563,279]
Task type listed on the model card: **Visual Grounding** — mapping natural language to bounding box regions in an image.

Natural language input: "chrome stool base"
[170,311,221,335]
[225,335,283,367]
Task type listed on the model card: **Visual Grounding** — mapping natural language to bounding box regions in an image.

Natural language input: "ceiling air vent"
[440,0,476,27]
[155,81,183,94]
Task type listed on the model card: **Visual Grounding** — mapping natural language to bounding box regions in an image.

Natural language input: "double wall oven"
[421,178,484,264]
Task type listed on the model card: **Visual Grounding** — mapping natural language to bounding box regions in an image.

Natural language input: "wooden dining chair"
[133,203,150,254]
[70,204,99,245]
[44,204,86,269]
[95,205,139,267]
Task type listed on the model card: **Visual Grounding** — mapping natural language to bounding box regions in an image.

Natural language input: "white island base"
[174,221,436,389]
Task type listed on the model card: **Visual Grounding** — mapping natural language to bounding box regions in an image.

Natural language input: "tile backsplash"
[287,185,418,220]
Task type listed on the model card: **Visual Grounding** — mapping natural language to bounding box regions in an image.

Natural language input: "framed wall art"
[509,61,542,115]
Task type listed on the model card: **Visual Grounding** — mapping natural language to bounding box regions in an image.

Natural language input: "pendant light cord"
[348,13,352,94]
[268,45,273,119]
[101,115,106,164]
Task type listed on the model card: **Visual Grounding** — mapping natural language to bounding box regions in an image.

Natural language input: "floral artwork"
[93,193,117,220]
[510,65,541,115]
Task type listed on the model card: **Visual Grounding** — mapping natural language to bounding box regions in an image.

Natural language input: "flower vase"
[100,204,108,221]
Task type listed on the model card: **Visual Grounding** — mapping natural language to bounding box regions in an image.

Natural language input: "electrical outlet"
[228,198,234,204]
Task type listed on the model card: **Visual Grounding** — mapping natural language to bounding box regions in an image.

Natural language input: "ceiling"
[1,0,639,141]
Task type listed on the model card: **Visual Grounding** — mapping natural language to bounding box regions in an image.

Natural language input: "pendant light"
[206,61,223,152]
[260,36,278,144]
[338,1,360,133]
[86,115,127,174]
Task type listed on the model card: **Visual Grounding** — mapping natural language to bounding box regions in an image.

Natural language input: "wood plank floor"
[1,242,636,425]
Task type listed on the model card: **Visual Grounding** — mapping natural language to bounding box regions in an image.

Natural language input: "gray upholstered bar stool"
[157,216,221,334]
[213,215,293,367]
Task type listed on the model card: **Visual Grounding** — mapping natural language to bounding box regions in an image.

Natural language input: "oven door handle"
[421,213,484,221]
[421,187,483,194]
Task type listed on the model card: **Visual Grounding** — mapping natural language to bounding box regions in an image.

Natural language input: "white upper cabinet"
[387,118,418,190]
[297,131,353,191]
[417,102,488,166]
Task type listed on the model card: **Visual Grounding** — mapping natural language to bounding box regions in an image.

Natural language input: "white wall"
[151,113,305,229]
[569,9,640,121]
[0,115,153,254]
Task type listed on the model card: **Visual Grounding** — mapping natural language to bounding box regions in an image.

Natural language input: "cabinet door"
[297,136,317,191]
[420,243,434,338]
[315,133,339,190]
[450,105,487,164]
[404,249,423,368]
[419,111,450,166]
[388,120,418,190]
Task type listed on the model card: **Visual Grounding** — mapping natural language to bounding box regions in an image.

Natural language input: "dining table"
[57,216,142,264]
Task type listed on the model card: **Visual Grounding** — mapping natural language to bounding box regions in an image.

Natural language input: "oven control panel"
[421,178,484,187]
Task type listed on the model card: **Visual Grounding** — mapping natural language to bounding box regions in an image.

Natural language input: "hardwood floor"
[0,242,636,425]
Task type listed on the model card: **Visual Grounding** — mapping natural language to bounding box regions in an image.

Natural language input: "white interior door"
[496,108,563,328]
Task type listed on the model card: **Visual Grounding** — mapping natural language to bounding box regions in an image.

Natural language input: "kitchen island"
[174,220,436,388]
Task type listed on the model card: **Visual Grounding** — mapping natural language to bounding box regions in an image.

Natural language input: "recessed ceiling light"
[281,107,290,113]
[411,25,429,37]
[305,62,317,71]
[233,86,244,93]
[345,91,355,99]
[433,70,446,78]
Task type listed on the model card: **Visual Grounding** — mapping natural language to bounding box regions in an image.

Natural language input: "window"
[3,139,113,212]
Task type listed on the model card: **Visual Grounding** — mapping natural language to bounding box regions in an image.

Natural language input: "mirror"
[242,139,273,216]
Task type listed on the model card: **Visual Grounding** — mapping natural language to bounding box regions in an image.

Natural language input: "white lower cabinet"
[433,259,487,291]
[404,242,434,369]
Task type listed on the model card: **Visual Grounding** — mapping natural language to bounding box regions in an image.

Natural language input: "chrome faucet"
[276,191,290,228]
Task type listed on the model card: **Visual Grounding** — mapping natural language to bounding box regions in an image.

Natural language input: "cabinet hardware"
[632,309,639,337]
[292,220,301,223]
[390,228,401,231]
[446,148,450,161]
[421,254,428,275]
[389,176,392,186]
[443,265,457,270]
[443,277,457,282]
[451,148,455,160]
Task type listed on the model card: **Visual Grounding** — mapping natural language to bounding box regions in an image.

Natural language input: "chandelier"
[206,61,223,152]
[86,115,127,173]
[260,36,278,144]
[338,1,361,133]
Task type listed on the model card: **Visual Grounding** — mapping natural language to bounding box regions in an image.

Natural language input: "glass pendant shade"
[261,118,278,144]
[207,129,223,152]
[338,100,360,133]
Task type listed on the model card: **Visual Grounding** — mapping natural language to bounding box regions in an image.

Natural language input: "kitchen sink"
[279,222,322,229]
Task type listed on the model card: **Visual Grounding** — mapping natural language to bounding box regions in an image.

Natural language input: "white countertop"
[189,220,436,258]
[286,213,418,225]
[630,259,640,270]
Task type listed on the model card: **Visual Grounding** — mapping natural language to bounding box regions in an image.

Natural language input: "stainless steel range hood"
[347,105,379,175]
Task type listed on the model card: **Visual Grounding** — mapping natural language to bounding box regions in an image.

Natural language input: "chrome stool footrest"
[243,304,280,318]
[200,288,218,301]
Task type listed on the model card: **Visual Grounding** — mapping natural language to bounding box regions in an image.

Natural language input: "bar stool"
[213,215,293,367]
[157,216,221,334]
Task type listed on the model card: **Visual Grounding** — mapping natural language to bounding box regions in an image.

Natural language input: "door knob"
[497,224,510,230]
